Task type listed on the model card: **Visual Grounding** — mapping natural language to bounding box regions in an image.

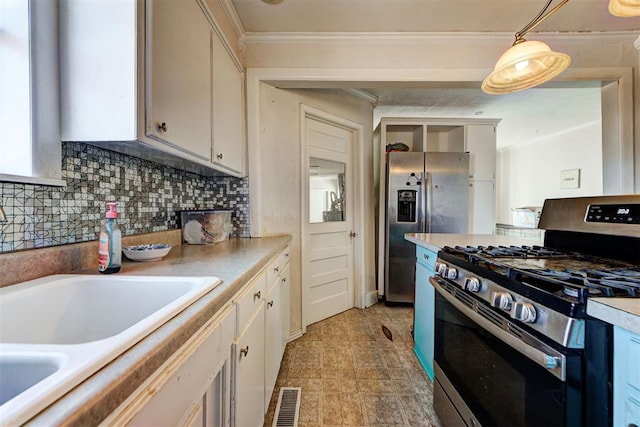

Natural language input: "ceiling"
[228,0,638,146]
[230,0,640,34]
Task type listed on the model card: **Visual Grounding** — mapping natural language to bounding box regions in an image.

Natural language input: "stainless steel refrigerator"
[384,151,470,303]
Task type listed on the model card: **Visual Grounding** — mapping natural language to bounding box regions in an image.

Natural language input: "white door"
[302,114,355,327]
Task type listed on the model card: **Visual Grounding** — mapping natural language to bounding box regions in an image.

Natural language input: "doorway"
[301,106,360,328]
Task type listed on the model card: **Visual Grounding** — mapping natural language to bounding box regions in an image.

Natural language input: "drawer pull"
[423,253,429,260]
[274,267,279,273]
[285,252,289,258]
[281,277,287,284]
[268,300,274,308]
[157,121,168,133]
[254,290,261,299]
[240,346,249,357]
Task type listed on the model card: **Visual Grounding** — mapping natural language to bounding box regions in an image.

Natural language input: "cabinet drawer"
[266,246,291,290]
[236,273,266,334]
[416,246,437,271]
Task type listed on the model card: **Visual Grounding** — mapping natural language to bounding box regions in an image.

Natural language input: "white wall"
[496,120,604,224]
[251,84,374,334]
[243,33,639,193]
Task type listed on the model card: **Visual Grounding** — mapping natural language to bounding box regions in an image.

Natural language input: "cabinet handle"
[157,122,168,133]
[281,277,287,284]
[423,253,429,260]
[254,290,261,299]
[268,300,274,308]
[285,252,289,258]
[274,267,279,273]
[216,153,223,160]
[240,345,249,357]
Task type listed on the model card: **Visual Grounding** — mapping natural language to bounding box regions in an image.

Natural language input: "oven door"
[431,276,582,427]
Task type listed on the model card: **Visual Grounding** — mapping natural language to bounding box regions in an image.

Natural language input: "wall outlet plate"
[560,169,580,189]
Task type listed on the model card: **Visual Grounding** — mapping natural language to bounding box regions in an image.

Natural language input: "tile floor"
[264,303,442,426]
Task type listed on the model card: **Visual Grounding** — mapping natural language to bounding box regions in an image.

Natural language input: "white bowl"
[122,244,172,262]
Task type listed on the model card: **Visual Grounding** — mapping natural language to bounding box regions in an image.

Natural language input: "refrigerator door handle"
[422,171,431,233]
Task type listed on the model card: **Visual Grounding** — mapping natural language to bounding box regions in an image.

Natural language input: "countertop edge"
[24,236,292,426]
[587,298,640,335]
[404,233,544,252]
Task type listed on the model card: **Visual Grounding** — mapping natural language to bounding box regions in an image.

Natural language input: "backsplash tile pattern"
[0,143,249,252]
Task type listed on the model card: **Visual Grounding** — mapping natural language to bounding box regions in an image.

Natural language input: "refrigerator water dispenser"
[397,190,417,222]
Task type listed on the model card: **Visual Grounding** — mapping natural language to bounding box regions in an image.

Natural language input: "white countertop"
[587,298,640,335]
[404,233,543,252]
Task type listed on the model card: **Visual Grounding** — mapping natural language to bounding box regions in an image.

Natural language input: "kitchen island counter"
[404,232,542,252]
[587,298,640,335]
[18,235,291,426]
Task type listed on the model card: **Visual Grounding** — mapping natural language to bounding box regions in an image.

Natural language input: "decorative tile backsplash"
[0,143,249,252]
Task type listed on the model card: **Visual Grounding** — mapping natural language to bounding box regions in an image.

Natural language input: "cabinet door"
[265,279,282,410]
[232,303,265,427]
[465,124,496,181]
[614,326,640,427]
[212,32,244,175]
[280,262,291,357]
[123,305,235,426]
[146,0,212,160]
[413,247,436,380]
[469,180,496,234]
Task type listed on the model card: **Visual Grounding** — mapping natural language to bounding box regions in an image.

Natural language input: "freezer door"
[385,152,425,303]
[425,152,470,233]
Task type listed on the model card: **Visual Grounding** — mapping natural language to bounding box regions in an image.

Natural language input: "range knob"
[445,267,458,280]
[491,291,514,311]
[511,301,537,323]
[435,262,448,275]
[464,277,481,292]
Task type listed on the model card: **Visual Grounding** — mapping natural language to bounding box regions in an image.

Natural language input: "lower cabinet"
[413,245,437,380]
[106,246,292,427]
[232,245,291,427]
[265,273,282,409]
[104,303,236,427]
[232,303,266,427]
[614,326,640,427]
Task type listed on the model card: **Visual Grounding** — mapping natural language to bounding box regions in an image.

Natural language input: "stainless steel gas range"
[431,195,640,427]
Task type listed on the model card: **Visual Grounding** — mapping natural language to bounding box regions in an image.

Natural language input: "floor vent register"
[272,387,301,427]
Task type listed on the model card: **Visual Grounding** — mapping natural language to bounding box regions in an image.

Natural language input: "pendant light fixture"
[482,0,571,95]
[609,0,640,16]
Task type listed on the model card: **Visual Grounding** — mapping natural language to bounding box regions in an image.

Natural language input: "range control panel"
[585,204,640,224]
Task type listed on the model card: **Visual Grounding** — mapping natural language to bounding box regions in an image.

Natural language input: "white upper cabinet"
[146,0,212,160]
[212,32,245,175]
[60,0,245,177]
[465,124,497,181]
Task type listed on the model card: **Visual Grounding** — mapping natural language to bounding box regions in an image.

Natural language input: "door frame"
[300,104,365,333]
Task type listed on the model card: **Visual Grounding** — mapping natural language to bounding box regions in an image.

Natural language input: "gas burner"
[562,285,603,298]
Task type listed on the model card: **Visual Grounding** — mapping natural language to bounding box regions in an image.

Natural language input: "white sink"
[0,274,221,426]
[0,352,66,406]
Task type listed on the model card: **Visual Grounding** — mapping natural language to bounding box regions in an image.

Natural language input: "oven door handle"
[431,276,566,381]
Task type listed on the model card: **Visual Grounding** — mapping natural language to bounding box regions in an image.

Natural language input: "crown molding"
[219,0,245,39]
[243,31,640,45]
[342,88,379,106]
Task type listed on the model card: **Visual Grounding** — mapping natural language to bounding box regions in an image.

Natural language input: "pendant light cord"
[515,0,569,43]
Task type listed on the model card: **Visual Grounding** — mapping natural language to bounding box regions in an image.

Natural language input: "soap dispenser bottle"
[98,201,122,274]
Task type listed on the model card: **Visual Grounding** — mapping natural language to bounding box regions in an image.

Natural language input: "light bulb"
[515,60,530,71]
